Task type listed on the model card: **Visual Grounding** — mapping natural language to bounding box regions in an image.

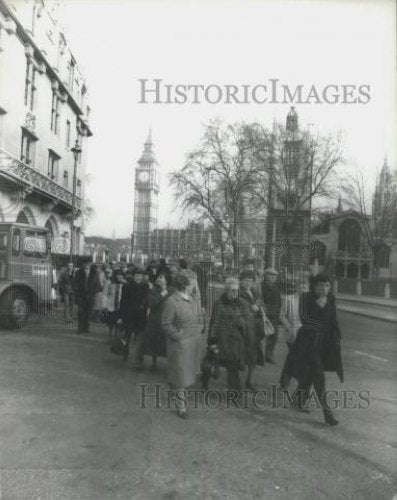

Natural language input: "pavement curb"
[338,306,397,324]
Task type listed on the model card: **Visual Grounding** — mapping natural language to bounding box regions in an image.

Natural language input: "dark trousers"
[226,361,241,392]
[77,298,91,333]
[293,349,332,415]
[280,342,293,389]
[63,293,74,321]
[265,323,278,360]
[122,322,134,360]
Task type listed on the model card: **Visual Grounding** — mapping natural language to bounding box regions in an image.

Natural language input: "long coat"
[289,291,344,383]
[119,281,149,331]
[161,292,203,388]
[144,286,168,357]
[74,268,92,306]
[262,282,281,324]
[239,287,265,366]
[58,268,75,296]
[208,293,255,368]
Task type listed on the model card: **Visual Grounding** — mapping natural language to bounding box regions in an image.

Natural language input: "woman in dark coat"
[206,277,255,395]
[290,273,343,426]
[135,273,169,370]
[119,268,149,361]
[239,271,265,390]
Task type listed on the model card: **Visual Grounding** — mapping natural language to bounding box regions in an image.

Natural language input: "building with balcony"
[0,0,92,256]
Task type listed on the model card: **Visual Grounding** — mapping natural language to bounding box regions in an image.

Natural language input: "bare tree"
[342,166,397,275]
[244,121,344,223]
[170,116,345,268]
[169,120,268,267]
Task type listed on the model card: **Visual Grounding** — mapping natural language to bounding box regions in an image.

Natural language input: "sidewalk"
[337,294,397,324]
[337,293,397,309]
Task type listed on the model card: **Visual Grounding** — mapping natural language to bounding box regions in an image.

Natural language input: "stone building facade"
[0,0,92,255]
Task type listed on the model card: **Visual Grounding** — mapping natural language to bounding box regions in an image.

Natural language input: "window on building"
[12,229,21,256]
[66,120,71,147]
[77,179,81,196]
[338,219,361,253]
[374,244,390,269]
[68,59,75,91]
[47,150,60,181]
[76,129,83,163]
[24,58,36,111]
[63,170,69,189]
[51,90,60,133]
[20,129,37,167]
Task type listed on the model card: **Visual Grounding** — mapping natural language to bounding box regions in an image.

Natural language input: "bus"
[0,222,54,328]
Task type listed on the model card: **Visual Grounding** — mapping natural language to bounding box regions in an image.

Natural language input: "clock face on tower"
[138,171,150,183]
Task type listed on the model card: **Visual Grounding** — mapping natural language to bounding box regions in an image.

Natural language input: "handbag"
[110,326,127,356]
[260,307,275,337]
[200,345,220,380]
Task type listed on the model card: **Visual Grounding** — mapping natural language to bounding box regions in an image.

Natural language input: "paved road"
[0,310,396,500]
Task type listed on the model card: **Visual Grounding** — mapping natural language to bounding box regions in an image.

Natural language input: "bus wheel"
[0,288,31,329]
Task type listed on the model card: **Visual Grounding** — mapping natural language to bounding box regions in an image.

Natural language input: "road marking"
[355,351,389,363]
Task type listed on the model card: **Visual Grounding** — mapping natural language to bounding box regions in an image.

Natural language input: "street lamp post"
[70,139,82,262]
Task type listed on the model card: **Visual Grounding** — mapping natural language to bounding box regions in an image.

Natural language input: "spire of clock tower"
[138,127,158,165]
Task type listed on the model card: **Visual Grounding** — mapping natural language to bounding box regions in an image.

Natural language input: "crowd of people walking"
[57,258,343,425]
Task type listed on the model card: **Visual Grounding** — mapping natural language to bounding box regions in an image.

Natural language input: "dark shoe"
[177,408,188,419]
[200,373,210,391]
[324,411,339,426]
[245,382,256,393]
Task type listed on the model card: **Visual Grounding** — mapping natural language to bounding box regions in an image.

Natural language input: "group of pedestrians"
[209,270,342,425]
[58,259,343,425]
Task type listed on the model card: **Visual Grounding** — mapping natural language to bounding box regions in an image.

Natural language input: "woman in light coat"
[161,272,202,418]
[279,275,302,390]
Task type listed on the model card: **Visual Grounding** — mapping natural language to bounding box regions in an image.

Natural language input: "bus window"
[12,229,20,256]
[0,232,8,249]
[24,230,48,258]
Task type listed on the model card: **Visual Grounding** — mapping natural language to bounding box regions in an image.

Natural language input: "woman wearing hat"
[262,268,282,364]
[239,270,265,391]
[279,275,301,390]
[161,272,202,418]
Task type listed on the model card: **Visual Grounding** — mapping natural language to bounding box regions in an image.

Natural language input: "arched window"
[16,211,29,224]
[374,244,390,269]
[338,219,361,252]
[310,240,327,265]
[335,262,344,278]
[361,263,370,279]
[347,262,359,279]
[45,219,54,237]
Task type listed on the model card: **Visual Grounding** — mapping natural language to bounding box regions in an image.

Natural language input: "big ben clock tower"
[132,129,160,258]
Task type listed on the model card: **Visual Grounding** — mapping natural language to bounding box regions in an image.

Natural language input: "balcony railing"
[0,148,82,212]
[334,249,372,259]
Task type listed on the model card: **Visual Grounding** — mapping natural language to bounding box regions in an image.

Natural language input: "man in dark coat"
[58,262,75,323]
[145,260,158,285]
[290,273,342,426]
[74,261,92,333]
[262,268,281,364]
[158,258,171,286]
[119,268,149,361]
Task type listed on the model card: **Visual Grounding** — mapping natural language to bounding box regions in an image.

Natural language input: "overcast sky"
[56,0,396,238]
